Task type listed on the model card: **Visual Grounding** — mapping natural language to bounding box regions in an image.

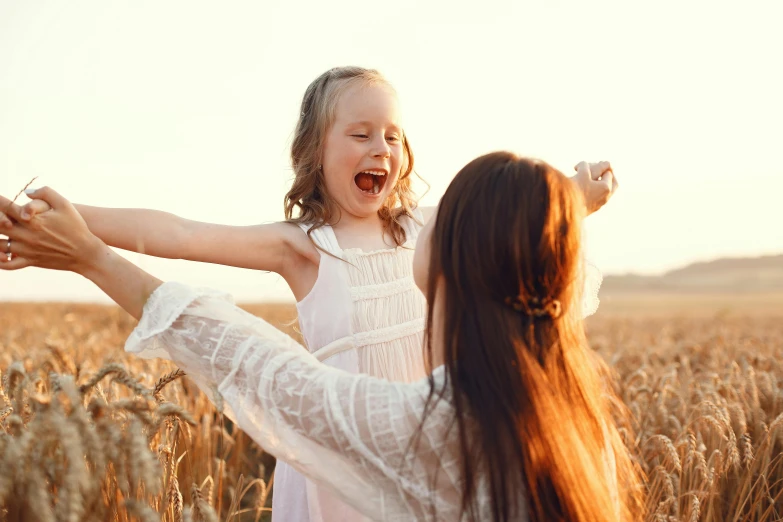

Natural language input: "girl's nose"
[371,137,391,158]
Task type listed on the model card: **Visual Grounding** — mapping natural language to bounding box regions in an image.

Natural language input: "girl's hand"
[0,187,106,274]
[20,197,52,220]
[2,186,164,319]
[571,161,618,214]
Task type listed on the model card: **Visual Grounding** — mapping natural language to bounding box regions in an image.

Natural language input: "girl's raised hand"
[571,161,618,215]
[1,194,53,229]
[20,198,52,221]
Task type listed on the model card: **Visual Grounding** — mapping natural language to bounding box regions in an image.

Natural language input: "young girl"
[3,68,615,521]
[0,151,643,521]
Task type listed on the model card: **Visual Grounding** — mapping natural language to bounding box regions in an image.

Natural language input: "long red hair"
[421,152,644,521]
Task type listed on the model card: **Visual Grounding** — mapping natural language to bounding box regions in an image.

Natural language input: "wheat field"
[1,295,782,521]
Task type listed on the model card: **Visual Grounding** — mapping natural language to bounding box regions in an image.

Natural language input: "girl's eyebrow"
[346,120,402,131]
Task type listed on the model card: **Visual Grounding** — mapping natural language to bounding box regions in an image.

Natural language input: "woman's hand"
[570,161,618,215]
[1,186,163,320]
[0,187,104,274]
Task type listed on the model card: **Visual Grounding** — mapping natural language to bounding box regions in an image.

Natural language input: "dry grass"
[0,302,297,522]
[1,297,782,521]
[588,299,783,521]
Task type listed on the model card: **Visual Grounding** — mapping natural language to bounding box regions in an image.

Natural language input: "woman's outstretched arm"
[0,187,162,319]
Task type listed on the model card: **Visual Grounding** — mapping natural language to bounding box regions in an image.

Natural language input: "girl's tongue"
[354,172,386,194]
[355,173,375,191]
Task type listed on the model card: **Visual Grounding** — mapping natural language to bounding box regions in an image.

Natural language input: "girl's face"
[321,82,404,220]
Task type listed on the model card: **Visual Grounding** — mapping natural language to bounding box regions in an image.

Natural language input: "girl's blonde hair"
[284,66,418,246]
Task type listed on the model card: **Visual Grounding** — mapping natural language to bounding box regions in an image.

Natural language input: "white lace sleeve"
[125,282,461,521]
[581,258,603,318]
[577,225,603,318]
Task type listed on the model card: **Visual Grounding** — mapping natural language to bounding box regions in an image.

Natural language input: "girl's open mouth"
[354,170,388,195]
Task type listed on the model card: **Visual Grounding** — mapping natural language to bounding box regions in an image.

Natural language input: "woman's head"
[413,152,583,319]
[413,152,643,521]
[285,66,417,244]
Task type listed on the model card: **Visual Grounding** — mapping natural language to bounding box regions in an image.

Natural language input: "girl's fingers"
[0,254,30,270]
[590,161,612,180]
[24,187,67,211]
[0,200,25,222]
[0,212,12,229]
[601,171,615,194]
[574,161,591,181]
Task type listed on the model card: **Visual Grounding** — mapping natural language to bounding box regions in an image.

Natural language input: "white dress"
[124,277,611,522]
[275,213,428,522]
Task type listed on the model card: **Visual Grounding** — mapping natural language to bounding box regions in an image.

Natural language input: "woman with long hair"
[0,151,644,521]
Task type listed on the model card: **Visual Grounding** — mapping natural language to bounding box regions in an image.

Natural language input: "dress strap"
[297,222,342,256]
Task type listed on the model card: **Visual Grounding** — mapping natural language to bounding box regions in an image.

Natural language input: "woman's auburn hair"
[418,151,645,522]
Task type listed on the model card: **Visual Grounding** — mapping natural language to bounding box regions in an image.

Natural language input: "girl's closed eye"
[351,134,369,139]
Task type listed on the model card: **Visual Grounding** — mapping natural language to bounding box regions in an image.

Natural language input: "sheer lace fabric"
[127,282,509,521]
[124,240,606,521]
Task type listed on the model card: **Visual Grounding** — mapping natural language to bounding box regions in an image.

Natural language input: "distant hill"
[602,255,783,294]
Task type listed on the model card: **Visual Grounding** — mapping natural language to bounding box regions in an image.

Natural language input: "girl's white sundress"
[273,210,428,522]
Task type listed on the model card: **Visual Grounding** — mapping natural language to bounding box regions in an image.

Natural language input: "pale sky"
[1,0,781,302]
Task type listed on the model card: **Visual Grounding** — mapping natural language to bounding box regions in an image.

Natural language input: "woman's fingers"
[24,187,68,211]
[0,239,29,269]
[0,188,101,273]
[20,199,52,220]
[2,222,36,242]
[0,233,28,269]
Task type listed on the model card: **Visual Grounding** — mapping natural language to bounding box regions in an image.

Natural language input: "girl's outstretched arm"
[4,200,318,279]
